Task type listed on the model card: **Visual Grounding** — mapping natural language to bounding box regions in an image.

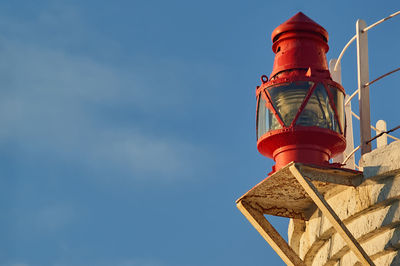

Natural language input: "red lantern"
[256,12,346,173]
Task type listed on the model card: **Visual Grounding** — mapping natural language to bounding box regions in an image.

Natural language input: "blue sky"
[1,1,399,266]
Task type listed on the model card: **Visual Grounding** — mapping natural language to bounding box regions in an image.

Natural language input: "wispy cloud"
[33,203,76,232]
[1,263,30,266]
[51,257,164,266]
[115,258,164,266]
[0,4,218,183]
[2,257,163,266]
[11,202,77,239]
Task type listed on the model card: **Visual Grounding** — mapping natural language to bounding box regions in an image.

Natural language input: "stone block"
[288,141,400,265]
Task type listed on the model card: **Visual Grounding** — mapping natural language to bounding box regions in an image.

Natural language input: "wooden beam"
[289,164,375,266]
[237,201,305,266]
[356,19,372,155]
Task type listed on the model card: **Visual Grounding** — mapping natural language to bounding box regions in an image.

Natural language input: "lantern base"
[272,144,330,172]
[257,127,346,174]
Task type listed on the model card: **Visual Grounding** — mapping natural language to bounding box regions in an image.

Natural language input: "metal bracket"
[237,200,305,266]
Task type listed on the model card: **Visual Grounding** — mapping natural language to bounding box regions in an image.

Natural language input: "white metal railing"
[330,11,400,169]
[351,112,400,142]
[344,67,400,106]
[333,11,400,72]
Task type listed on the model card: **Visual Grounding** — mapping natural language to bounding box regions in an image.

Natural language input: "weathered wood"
[289,164,375,266]
[237,200,305,266]
[344,94,356,169]
[356,19,372,155]
[296,163,363,187]
[236,162,363,220]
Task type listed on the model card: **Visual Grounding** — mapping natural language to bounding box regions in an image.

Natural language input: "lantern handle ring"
[261,75,268,83]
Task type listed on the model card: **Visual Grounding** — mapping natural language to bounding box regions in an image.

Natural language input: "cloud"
[33,203,76,232]
[100,130,201,179]
[1,263,29,266]
[11,202,77,238]
[115,258,164,266]
[2,257,164,266]
[0,5,217,183]
[51,258,164,266]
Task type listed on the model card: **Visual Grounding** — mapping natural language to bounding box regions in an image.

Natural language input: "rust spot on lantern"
[256,12,346,173]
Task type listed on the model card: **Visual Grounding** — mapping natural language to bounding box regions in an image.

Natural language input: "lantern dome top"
[269,12,331,78]
[271,12,329,43]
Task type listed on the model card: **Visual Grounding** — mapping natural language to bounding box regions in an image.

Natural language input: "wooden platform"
[236,162,363,220]
[236,162,374,266]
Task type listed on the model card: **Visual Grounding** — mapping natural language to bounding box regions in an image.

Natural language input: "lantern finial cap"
[271,12,329,43]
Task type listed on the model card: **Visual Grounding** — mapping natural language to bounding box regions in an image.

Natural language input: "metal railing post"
[330,59,355,169]
[376,120,388,148]
[356,19,372,155]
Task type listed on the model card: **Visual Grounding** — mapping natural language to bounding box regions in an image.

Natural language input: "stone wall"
[288,140,400,265]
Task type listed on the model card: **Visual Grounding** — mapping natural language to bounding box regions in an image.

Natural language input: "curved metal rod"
[366,125,400,144]
[351,112,400,141]
[334,36,356,71]
[341,126,399,166]
[376,131,400,141]
[352,111,360,120]
[345,88,360,106]
[364,67,400,87]
[345,67,400,106]
[334,10,400,72]
[362,11,400,32]
[342,146,360,164]
[377,131,400,141]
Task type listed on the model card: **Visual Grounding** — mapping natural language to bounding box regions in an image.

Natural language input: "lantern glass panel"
[268,81,313,127]
[296,83,340,133]
[257,94,281,139]
[328,86,345,133]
